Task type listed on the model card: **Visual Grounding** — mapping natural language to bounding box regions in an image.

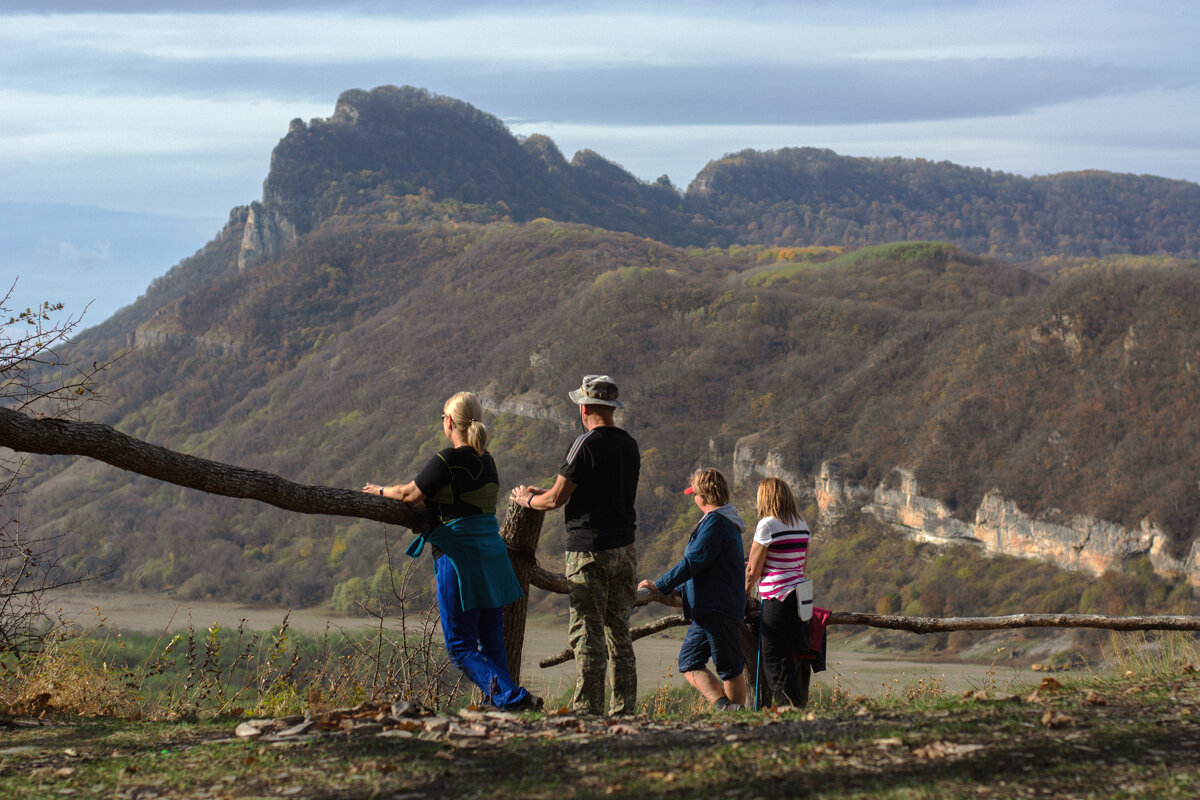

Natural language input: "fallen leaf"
[1039,677,1063,692]
[1040,709,1080,728]
[913,741,948,759]
[912,740,983,759]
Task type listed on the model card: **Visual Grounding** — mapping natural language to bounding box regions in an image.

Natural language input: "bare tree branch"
[0,407,428,530]
[827,611,1200,633]
[536,609,1200,668]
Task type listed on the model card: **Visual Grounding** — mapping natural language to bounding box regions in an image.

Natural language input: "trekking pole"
[754,597,763,712]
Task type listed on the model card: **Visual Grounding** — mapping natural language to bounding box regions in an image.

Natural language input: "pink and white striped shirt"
[753,515,810,601]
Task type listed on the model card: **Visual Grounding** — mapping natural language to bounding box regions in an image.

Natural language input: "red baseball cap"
[683,486,696,495]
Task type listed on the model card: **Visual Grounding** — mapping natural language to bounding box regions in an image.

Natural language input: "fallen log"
[0,406,428,530]
[830,611,1200,633]
[537,610,1200,668]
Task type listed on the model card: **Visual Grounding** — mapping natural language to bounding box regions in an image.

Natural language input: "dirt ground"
[4,669,1200,799]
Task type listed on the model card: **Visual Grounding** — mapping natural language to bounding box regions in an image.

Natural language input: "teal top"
[405,513,523,611]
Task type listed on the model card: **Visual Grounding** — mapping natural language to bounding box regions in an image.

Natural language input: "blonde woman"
[362,391,540,711]
[745,477,812,707]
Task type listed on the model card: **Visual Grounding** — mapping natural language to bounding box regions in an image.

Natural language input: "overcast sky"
[4,0,1199,324]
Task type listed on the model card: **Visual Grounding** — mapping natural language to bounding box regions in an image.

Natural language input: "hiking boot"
[509,694,544,712]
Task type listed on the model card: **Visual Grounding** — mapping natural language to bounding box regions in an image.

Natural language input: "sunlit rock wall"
[815,461,1200,585]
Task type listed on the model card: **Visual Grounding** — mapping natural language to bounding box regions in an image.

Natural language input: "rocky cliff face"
[134,302,245,358]
[863,469,974,544]
[816,462,1200,585]
[237,202,297,271]
[731,432,807,496]
[479,391,574,431]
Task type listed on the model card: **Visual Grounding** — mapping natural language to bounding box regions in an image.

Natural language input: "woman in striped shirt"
[745,477,812,707]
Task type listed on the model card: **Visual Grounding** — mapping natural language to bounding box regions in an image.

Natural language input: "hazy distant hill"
[687,148,1200,259]
[13,86,1200,616]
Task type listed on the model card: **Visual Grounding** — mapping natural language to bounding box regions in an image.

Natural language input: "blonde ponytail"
[444,391,489,455]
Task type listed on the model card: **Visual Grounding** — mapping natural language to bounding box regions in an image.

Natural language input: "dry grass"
[0,572,466,721]
[1103,630,1200,681]
[0,631,144,718]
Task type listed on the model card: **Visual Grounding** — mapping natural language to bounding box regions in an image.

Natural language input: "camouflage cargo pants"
[565,543,637,715]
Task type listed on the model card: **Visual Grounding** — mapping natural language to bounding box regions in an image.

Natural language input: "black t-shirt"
[559,426,640,552]
[414,446,500,528]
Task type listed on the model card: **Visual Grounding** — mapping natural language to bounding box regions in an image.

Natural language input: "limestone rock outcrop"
[814,461,1200,586]
[237,201,297,271]
[480,392,574,430]
[134,302,245,358]
[731,433,806,497]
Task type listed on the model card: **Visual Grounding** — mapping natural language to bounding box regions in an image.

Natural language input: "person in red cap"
[640,468,748,711]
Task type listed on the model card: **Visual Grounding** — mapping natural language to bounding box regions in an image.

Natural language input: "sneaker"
[714,697,743,712]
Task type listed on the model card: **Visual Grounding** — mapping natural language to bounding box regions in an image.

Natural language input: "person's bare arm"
[362,480,425,504]
[510,474,576,511]
[745,540,768,596]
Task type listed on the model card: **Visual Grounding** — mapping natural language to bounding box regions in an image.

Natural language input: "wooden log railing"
[536,611,1200,668]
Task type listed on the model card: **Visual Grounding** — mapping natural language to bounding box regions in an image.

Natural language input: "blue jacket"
[406,514,523,611]
[654,504,746,621]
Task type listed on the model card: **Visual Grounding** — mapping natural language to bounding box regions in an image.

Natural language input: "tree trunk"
[497,501,547,686]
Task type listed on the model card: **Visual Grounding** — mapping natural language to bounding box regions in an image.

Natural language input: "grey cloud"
[0,202,224,323]
[3,46,1174,127]
[34,238,111,270]
[478,60,1171,125]
[5,1,530,14]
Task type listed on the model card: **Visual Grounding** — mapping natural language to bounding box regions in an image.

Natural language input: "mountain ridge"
[228,85,1200,272]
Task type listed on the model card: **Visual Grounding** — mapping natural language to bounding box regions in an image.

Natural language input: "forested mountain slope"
[11,86,1200,614]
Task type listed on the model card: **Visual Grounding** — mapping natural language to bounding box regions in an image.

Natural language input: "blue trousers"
[435,555,531,709]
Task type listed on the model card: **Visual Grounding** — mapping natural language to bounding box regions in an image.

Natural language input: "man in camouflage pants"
[511,375,640,715]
